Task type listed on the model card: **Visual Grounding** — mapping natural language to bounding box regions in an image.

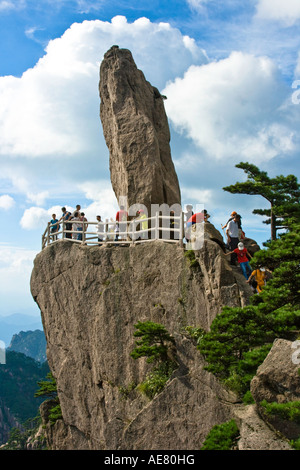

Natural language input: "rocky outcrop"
[251,339,300,404]
[233,404,292,450]
[99,46,181,214]
[251,339,300,441]
[28,46,297,451]
[30,225,249,450]
[30,222,294,450]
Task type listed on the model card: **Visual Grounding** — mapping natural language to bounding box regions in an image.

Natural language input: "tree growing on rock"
[130,321,178,399]
[198,162,300,399]
[223,162,300,240]
[131,321,176,364]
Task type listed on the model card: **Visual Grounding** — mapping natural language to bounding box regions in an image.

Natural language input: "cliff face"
[27,43,298,450]
[30,223,294,450]
[30,225,243,449]
[99,46,181,213]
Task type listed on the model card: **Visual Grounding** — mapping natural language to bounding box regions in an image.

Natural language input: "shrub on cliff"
[131,321,176,364]
[35,372,62,425]
[201,419,240,450]
[131,321,178,399]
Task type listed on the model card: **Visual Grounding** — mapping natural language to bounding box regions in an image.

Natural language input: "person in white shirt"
[72,211,80,240]
[96,215,104,245]
[226,214,240,265]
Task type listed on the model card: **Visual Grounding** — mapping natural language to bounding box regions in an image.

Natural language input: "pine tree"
[35,372,57,400]
[197,220,300,396]
[223,162,300,240]
[130,321,178,399]
[130,321,175,364]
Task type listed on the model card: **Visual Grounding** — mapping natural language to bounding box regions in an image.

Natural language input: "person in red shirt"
[115,205,128,241]
[225,242,252,279]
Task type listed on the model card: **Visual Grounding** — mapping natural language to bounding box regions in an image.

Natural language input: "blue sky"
[0,0,299,322]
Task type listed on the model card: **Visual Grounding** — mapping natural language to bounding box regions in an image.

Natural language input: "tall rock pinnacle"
[99,46,181,214]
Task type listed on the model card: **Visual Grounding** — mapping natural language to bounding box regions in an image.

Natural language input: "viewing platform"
[41,212,199,250]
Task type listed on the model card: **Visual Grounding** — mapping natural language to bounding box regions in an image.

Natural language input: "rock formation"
[27,48,297,451]
[99,46,181,214]
[30,224,293,450]
[251,339,300,442]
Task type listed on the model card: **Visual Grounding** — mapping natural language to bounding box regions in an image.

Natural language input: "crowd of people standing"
[48,204,269,295]
[49,204,151,243]
[50,205,88,241]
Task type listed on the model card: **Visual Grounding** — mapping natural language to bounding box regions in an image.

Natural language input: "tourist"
[96,215,104,244]
[77,212,88,241]
[222,211,244,240]
[170,210,180,240]
[71,211,80,240]
[185,205,193,222]
[225,242,252,279]
[185,205,194,242]
[59,207,72,239]
[116,205,128,241]
[72,205,81,218]
[225,213,240,265]
[202,209,210,223]
[222,211,237,230]
[137,209,148,240]
[50,214,60,241]
[247,267,269,293]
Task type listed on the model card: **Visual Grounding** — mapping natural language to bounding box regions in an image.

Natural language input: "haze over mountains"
[0,314,43,347]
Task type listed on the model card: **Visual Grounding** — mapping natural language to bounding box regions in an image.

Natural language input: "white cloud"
[186,0,210,11]
[0,194,15,210]
[24,26,46,45]
[0,243,38,313]
[0,17,206,160]
[76,180,118,221]
[20,207,51,230]
[0,16,207,203]
[0,244,36,271]
[0,0,25,11]
[26,191,49,206]
[255,0,300,25]
[20,204,72,230]
[74,0,105,14]
[19,181,117,231]
[163,51,296,163]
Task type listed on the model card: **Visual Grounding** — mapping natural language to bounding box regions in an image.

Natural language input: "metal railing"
[42,213,186,250]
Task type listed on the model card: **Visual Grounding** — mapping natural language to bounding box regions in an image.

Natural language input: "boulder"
[251,338,300,440]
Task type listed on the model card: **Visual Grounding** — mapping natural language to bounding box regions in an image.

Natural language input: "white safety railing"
[42,213,186,250]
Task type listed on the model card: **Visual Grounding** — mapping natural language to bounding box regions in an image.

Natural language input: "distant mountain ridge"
[0,322,47,445]
[0,314,43,346]
[8,330,47,363]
